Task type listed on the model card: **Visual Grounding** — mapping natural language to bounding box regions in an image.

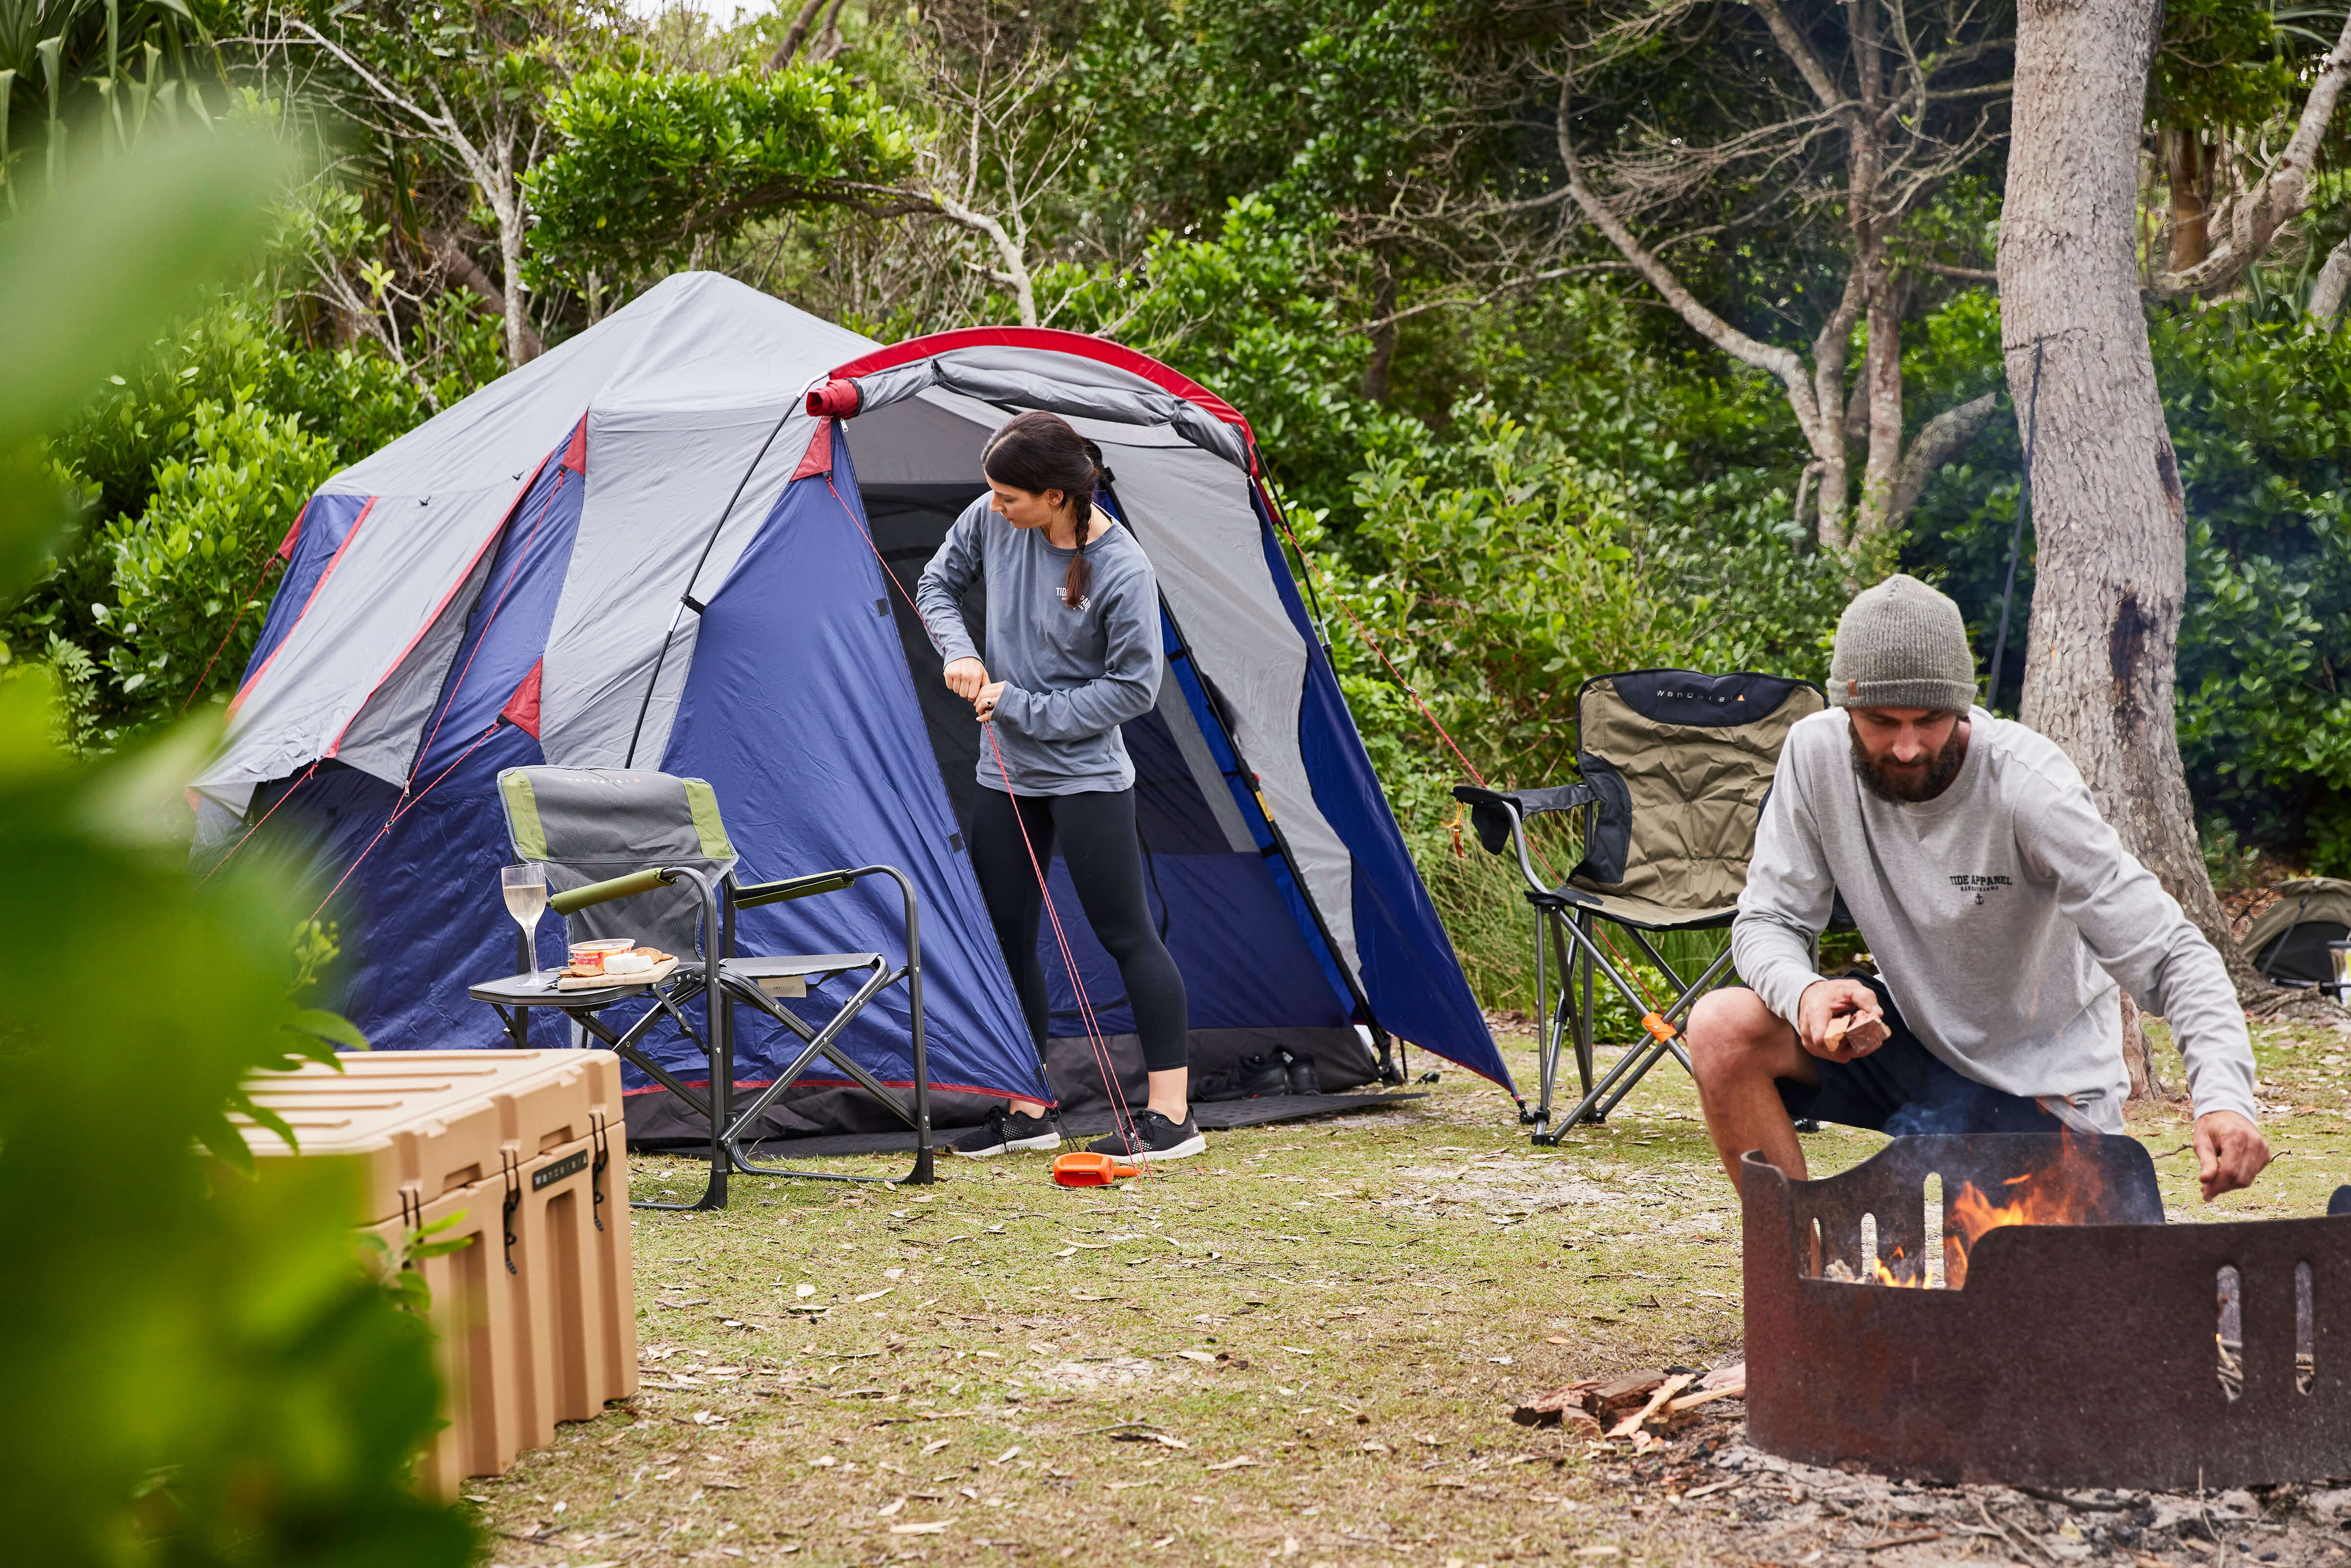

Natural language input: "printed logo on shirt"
[1056,586,1091,610]
[1949,872,2014,906]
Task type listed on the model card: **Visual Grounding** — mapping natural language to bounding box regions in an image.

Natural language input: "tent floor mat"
[704,1090,1426,1161]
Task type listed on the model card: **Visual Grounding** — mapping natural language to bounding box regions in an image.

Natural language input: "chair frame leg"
[717,864,936,1190]
[1551,920,1736,1132]
[1528,907,1596,1145]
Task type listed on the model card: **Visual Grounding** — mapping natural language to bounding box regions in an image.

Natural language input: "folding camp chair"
[1453,669,1824,1138]
[467,767,933,1209]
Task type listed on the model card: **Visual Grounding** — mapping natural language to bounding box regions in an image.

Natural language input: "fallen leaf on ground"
[855,1288,894,1302]
[1206,1455,1258,1471]
[889,1521,951,1535]
[877,1499,906,1518]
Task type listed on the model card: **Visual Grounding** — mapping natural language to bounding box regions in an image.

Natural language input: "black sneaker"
[1283,1049,1321,1095]
[1087,1109,1207,1161]
[950,1106,1061,1157]
[1193,1052,1289,1103]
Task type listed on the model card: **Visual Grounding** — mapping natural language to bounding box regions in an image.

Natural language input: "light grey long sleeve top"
[914,495,1163,795]
[1732,707,2258,1131]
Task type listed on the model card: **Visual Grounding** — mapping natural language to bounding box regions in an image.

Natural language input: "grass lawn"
[461,1017,2351,1567]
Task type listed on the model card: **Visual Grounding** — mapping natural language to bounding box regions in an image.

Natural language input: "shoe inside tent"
[190,272,1510,1143]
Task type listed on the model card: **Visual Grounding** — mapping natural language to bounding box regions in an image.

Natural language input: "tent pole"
[624,403,800,767]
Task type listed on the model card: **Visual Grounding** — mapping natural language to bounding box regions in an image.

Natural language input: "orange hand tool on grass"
[1051,1150,1141,1187]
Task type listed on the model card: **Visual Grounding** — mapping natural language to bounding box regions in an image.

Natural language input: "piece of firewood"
[1694,1361,1745,1393]
[1585,1371,1667,1416]
[1824,1008,1888,1054]
[1665,1382,1745,1415]
[1608,1372,1695,1437]
[1510,1380,1602,1427]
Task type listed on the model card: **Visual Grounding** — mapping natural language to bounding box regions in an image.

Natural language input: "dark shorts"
[1770,972,2067,1137]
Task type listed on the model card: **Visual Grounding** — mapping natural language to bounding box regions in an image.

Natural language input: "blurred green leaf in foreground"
[0,130,474,1568]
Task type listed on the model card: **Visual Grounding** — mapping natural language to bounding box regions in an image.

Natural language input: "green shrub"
[90,394,338,726]
[0,128,474,1568]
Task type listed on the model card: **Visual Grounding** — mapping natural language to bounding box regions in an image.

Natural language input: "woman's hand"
[943,657,988,702]
[975,680,1007,721]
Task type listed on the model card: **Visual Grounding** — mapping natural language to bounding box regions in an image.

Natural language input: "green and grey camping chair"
[468,767,933,1209]
[1453,669,1824,1138]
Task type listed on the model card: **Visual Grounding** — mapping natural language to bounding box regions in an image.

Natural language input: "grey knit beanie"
[1827,574,1976,712]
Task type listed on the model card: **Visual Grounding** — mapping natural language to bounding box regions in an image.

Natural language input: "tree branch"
[1346,262,1635,335]
[2151,5,2351,300]
[1553,79,1824,439]
[1750,0,1853,115]
[1886,389,1999,522]
[926,187,1036,326]
[767,0,829,72]
[1915,259,1999,281]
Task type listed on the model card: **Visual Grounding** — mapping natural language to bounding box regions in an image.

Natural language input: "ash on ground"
[1608,1419,2351,1564]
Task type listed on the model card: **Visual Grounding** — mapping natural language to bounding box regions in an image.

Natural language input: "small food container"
[568,938,635,976]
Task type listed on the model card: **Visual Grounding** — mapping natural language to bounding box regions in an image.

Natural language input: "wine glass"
[502,863,548,981]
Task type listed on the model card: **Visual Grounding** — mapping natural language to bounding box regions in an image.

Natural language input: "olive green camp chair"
[468,767,933,1209]
[1454,669,1825,1138]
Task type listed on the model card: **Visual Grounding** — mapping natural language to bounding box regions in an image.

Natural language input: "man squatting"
[1686,574,2272,1203]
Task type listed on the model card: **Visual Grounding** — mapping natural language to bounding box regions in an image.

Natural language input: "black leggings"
[969,786,1190,1073]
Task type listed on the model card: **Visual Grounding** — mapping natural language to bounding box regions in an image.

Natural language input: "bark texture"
[2312,236,2351,326]
[1999,0,2252,987]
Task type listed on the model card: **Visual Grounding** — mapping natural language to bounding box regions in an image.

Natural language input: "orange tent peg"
[1050,1150,1141,1187]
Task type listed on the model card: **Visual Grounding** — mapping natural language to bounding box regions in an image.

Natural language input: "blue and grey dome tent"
[191,272,1510,1139]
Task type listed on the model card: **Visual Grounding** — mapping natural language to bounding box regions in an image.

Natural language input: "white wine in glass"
[502,863,548,978]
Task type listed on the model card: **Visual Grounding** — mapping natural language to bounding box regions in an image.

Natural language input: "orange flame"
[1826,1132,2113,1290]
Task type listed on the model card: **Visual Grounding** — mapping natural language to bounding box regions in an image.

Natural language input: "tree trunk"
[497,212,533,368]
[2118,990,2175,1103]
[1999,0,2255,989]
[1853,270,1905,566]
[426,228,544,362]
[2162,129,2209,272]
[2312,235,2351,325]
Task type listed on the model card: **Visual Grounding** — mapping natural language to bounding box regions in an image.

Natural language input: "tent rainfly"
[191,272,1510,1140]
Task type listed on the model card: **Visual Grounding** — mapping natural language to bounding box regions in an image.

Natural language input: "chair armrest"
[550,866,676,915]
[733,870,858,910]
[1450,783,1598,854]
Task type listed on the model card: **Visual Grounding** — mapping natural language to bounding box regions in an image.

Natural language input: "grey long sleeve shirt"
[914,495,1164,795]
[1733,707,2258,1131]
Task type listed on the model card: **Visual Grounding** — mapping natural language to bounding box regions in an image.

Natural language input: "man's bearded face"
[1849,709,1967,802]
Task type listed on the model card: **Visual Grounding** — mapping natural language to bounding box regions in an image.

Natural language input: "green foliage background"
[2,0,2346,1026]
[0,129,472,1567]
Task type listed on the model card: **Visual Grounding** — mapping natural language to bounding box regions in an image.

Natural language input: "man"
[1688,574,2269,1203]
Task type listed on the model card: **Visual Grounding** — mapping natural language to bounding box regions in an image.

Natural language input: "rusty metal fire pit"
[1742,1133,2351,1490]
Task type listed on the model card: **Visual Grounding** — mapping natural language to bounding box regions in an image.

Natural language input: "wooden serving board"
[556,956,679,991]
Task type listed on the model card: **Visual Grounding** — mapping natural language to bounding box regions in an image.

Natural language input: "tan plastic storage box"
[238,1050,638,1495]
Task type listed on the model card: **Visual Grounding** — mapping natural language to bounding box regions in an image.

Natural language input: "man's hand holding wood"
[1798,977,1889,1062]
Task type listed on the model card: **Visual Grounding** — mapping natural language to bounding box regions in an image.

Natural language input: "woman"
[915,411,1201,1161]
